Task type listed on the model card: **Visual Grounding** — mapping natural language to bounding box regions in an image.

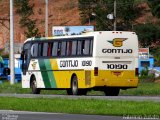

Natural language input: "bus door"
[21,43,31,75]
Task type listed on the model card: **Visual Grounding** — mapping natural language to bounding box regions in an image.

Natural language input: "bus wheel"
[72,75,79,95]
[31,76,40,94]
[67,75,78,95]
[104,87,120,96]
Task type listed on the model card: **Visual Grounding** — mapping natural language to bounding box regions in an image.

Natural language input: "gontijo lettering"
[60,60,78,67]
[102,49,133,53]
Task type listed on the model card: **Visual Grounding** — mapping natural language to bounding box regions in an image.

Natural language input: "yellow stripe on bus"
[49,69,138,89]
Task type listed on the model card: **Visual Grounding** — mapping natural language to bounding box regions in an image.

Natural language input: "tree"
[94,0,113,30]
[78,0,140,31]
[14,0,40,38]
[116,0,139,30]
[147,0,160,18]
[78,0,98,24]
[134,23,160,49]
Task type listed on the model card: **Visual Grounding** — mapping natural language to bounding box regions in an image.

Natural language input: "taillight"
[135,68,139,76]
[94,67,98,76]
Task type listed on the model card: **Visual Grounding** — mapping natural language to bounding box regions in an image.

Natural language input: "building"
[4,42,23,54]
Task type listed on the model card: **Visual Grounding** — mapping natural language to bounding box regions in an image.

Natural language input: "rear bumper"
[94,70,138,87]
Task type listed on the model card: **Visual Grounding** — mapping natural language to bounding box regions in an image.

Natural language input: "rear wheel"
[104,87,120,96]
[71,76,78,95]
[67,75,79,95]
[31,76,40,94]
[67,75,88,95]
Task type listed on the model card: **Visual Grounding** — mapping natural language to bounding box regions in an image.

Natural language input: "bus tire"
[30,76,40,94]
[71,75,79,95]
[67,75,78,95]
[104,87,120,96]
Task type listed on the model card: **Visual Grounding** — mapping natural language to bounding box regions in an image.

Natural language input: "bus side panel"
[38,59,57,88]
[52,70,85,88]
[50,58,95,89]
[22,73,30,88]
[36,59,94,89]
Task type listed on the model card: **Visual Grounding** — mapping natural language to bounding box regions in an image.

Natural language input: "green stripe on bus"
[38,59,51,88]
[44,59,57,88]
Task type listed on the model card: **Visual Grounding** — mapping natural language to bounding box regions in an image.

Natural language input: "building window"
[141,61,150,67]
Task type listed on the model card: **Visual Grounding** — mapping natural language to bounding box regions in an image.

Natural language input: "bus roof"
[24,31,137,43]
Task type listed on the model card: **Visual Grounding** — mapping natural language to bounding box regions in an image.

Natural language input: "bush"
[134,23,160,48]
[139,67,155,82]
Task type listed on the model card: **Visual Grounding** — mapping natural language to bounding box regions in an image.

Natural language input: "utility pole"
[10,0,15,84]
[113,0,116,31]
[45,0,48,37]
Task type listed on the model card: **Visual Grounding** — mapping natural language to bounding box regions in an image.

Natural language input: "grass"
[0,81,66,95]
[120,82,160,96]
[1,81,160,96]
[0,97,160,116]
[0,81,160,116]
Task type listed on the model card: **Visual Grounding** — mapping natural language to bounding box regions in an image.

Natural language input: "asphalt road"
[0,110,123,120]
[0,94,160,102]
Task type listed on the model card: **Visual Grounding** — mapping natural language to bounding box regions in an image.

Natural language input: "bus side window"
[47,43,52,56]
[24,42,31,50]
[90,40,93,55]
[31,43,38,57]
[38,43,43,57]
[67,41,72,56]
[43,43,48,57]
[72,41,77,55]
[57,42,61,56]
[77,41,82,55]
[83,40,90,55]
[61,41,66,56]
[52,42,58,56]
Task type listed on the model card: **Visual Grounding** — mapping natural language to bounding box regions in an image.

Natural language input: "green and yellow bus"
[21,31,139,96]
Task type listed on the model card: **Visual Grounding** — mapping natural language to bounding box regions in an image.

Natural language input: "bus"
[21,31,139,96]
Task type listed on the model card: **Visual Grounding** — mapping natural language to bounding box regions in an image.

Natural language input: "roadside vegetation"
[0,78,160,116]
[0,97,160,116]
[0,80,160,96]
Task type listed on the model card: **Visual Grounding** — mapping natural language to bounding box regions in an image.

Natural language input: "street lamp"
[91,12,96,16]
[113,0,116,31]
[107,14,114,20]
[10,0,15,84]
[92,0,116,31]
[91,12,108,27]
[91,12,113,30]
